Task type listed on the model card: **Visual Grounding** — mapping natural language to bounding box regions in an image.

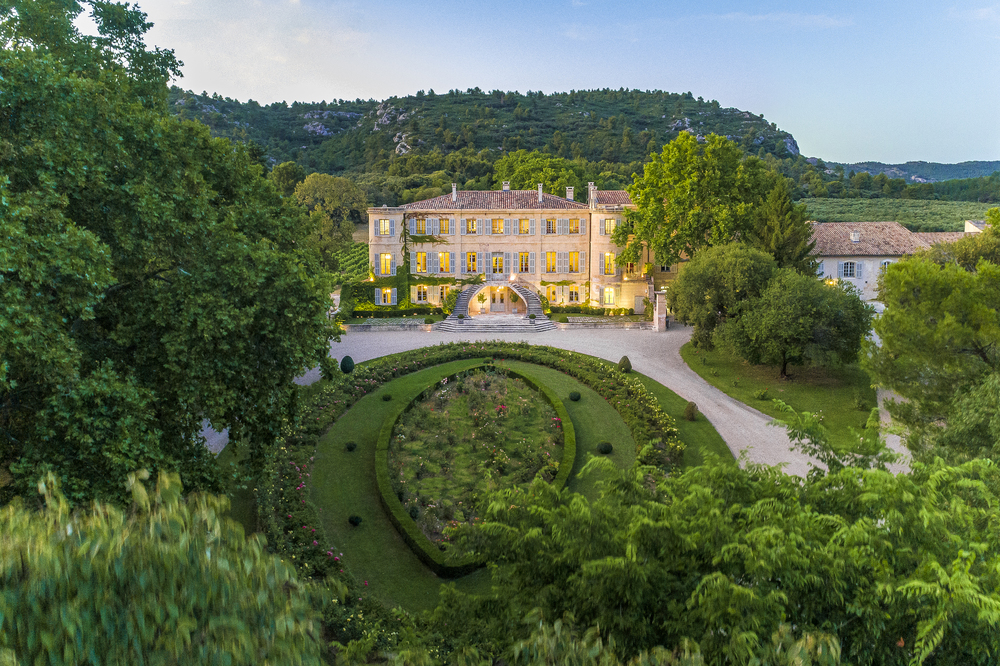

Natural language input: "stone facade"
[368,183,676,312]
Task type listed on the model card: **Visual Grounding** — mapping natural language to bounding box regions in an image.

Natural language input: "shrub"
[618,356,632,373]
[597,442,613,455]
[628,308,635,315]
[319,356,339,382]
[381,394,392,402]
[529,313,537,320]
[408,505,419,520]
[569,391,581,402]
[424,317,435,324]
[684,401,698,421]
[457,314,465,320]
[348,515,362,526]
[340,356,355,374]
[557,315,569,323]
[853,387,868,410]
[346,442,357,452]
[753,388,770,400]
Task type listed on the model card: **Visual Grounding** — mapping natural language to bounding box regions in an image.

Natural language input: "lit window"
[492,218,504,234]
[603,287,615,305]
[843,261,856,278]
[439,252,450,273]
[380,288,392,305]
[415,252,426,272]
[440,286,448,301]
[603,252,615,275]
[569,219,580,234]
[380,253,392,276]
[545,219,556,234]
[569,252,579,273]
[415,285,428,302]
[465,219,477,234]
[519,219,530,234]
[547,285,557,302]
[415,219,426,234]
[626,262,637,274]
[546,251,557,273]
[378,219,391,236]
[519,252,530,273]
[605,219,617,235]
[569,287,579,303]
[466,252,477,273]
[439,219,451,234]
[492,254,504,274]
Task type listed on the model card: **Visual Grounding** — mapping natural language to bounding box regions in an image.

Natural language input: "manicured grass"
[632,372,735,468]
[679,342,877,451]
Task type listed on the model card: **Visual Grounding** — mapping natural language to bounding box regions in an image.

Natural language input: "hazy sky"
[79,0,1000,164]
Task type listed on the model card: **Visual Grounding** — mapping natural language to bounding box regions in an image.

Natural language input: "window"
[465,219,477,234]
[440,286,448,302]
[603,252,615,275]
[569,218,580,234]
[439,252,450,273]
[546,285,558,302]
[604,219,617,235]
[415,218,426,234]
[603,287,615,306]
[492,254,504,274]
[546,251,557,273]
[415,285,428,302]
[519,252,530,273]
[545,219,556,234]
[568,287,579,303]
[415,252,426,272]
[439,218,451,234]
[466,252,477,273]
[880,260,892,270]
[378,219,391,236]
[380,288,393,305]
[380,253,393,276]
[519,218,530,234]
[569,251,579,273]
[843,261,856,278]
[659,264,670,272]
[491,218,504,234]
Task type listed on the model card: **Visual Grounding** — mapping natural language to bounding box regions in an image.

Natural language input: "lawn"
[679,342,877,451]
[801,198,995,232]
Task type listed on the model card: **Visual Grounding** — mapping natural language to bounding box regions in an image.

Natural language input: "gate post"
[653,290,668,332]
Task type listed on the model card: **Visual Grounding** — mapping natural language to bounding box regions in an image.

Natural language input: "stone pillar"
[654,290,668,332]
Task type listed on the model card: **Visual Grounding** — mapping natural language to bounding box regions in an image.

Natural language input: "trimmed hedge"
[374,363,577,578]
[352,307,443,318]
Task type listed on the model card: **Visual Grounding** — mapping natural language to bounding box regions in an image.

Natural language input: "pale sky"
[79,0,1000,164]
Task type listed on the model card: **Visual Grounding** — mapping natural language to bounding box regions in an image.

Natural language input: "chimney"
[537,183,543,203]
[502,181,510,191]
[451,183,457,203]
[588,182,596,209]
[566,186,575,201]
[850,230,861,243]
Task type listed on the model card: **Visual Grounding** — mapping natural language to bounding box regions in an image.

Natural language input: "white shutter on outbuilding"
[837,262,845,278]
[856,262,864,280]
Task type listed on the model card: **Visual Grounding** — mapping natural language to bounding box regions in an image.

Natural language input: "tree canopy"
[748,181,817,273]
[0,0,336,504]
[293,173,367,270]
[491,150,587,201]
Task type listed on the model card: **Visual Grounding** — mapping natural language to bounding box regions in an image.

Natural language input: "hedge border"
[374,362,576,578]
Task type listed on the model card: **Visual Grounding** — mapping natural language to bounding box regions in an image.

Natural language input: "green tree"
[750,181,817,273]
[616,133,770,266]
[269,160,307,197]
[0,471,330,664]
[0,0,336,504]
[294,173,368,270]
[864,251,1000,462]
[666,243,777,349]
[721,269,874,377]
[492,150,585,200]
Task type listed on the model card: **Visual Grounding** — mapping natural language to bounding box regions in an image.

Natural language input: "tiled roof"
[811,221,927,257]
[593,191,633,206]
[967,220,987,231]
[401,190,587,211]
[915,231,973,245]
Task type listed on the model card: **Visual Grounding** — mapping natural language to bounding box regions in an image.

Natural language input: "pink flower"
[313,540,318,545]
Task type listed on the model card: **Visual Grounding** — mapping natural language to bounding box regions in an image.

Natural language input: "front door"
[490,287,506,312]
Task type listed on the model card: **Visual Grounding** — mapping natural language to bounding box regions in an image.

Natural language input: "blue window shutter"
[461,253,467,273]
[449,252,455,273]
[390,255,396,276]
[530,219,536,235]
[529,252,535,274]
[600,219,606,235]
[504,252,510,272]
[374,288,380,303]
[408,219,415,235]
[390,219,395,236]
[410,251,416,271]
[580,251,586,273]
[460,220,466,235]
[857,262,864,280]
[505,219,512,235]
[477,252,484,272]
[557,218,567,235]
[391,288,397,305]
[477,219,484,235]
[580,219,586,235]
[817,261,825,277]
[837,262,845,278]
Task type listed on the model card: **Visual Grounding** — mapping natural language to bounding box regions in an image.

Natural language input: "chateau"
[367,183,677,315]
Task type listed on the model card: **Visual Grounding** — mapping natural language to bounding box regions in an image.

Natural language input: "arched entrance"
[466,284,525,316]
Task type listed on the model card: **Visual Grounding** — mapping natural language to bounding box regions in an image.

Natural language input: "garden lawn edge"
[374,362,576,577]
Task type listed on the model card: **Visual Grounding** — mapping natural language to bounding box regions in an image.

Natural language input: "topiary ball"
[424,317,435,324]
[340,356,355,374]
[684,401,698,422]
[569,391,581,402]
[381,393,392,401]
[348,515,362,526]
[557,315,569,323]
[346,441,357,452]
[618,356,632,373]
[597,442,613,455]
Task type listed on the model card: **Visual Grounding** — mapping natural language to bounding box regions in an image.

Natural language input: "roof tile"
[401,190,587,211]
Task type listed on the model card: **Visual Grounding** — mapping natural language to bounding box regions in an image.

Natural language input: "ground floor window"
[440,286,448,302]
[381,288,393,305]
[546,285,558,302]
[603,287,615,306]
[603,252,615,275]
[659,264,670,272]
[568,287,579,303]
[843,261,856,278]
[415,285,428,302]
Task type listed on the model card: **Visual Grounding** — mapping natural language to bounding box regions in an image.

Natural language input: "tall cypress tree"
[749,182,818,274]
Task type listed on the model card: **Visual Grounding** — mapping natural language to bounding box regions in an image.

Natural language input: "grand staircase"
[438,284,556,332]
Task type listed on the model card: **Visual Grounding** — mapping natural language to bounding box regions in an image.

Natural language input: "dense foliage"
[0,0,336,505]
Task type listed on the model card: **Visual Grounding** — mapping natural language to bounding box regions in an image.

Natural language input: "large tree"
[750,181,817,273]
[720,269,874,377]
[0,0,335,504]
[293,173,367,270]
[666,243,777,349]
[614,133,771,266]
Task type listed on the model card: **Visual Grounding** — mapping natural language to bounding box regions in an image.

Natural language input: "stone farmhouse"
[367,183,676,315]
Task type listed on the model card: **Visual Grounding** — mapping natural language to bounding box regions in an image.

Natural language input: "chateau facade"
[367,183,676,314]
